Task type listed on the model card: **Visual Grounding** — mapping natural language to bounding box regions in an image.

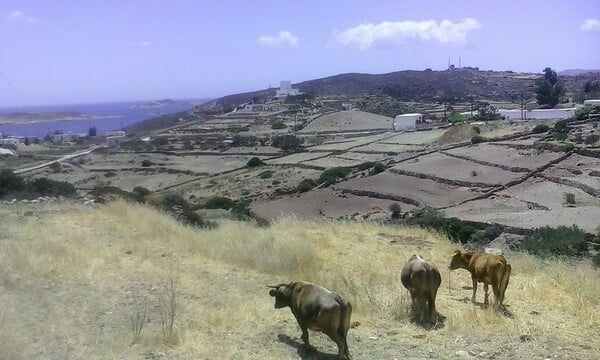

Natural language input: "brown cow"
[449,250,511,309]
[401,254,442,323]
[268,281,352,360]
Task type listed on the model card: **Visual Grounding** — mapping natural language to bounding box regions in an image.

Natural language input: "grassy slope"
[0,201,599,359]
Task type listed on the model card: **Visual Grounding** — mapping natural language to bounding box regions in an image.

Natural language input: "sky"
[1,0,599,107]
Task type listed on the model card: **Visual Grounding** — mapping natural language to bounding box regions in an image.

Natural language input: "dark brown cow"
[268,281,352,360]
[449,250,511,309]
[400,254,442,323]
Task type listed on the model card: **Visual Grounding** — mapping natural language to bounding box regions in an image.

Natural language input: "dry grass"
[0,200,599,359]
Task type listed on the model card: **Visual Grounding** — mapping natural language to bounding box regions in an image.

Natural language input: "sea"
[0,99,208,138]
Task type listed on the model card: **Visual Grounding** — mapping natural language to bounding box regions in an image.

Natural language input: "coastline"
[0,115,122,125]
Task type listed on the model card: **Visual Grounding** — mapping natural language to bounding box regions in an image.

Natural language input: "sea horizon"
[0,98,210,138]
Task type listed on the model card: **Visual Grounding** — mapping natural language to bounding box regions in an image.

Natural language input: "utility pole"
[520,91,524,120]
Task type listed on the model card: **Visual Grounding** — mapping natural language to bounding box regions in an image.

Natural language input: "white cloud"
[335,18,481,49]
[7,10,36,23]
[257,31,299,47]
[580,18,600,32]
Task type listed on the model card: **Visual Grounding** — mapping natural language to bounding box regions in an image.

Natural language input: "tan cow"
[268,281,352,360]
[401,254,442,323]
[449,250,511,309]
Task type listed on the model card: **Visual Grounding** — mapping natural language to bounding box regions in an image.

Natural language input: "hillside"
[1,200,599,359]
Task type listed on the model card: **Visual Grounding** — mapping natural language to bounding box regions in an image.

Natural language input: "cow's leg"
[470,273,478,303]
[427,289,438,323]
[483,283,490,305]
[329,330,351,360]
[300,325,310,346]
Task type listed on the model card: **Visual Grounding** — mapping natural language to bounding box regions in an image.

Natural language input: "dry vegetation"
[1,201,599,359]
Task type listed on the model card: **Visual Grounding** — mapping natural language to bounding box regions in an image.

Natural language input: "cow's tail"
[499,263,511,305]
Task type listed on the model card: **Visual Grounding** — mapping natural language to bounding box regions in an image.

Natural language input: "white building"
[393,113,424,131]
[52,132,81,144]
[583,99,600,107]
[0,137,21,146]
[275,80,300,98]
[497,108,576,120]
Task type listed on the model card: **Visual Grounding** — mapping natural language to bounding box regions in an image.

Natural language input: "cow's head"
[449,250,468,270]
[268,283,294,309]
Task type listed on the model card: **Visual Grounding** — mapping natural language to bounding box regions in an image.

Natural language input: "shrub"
[272,180,281,185]
[389,203,402,219]
[559,143,574,152]
[30,178,76,198]
[205,196,234,210]
[141,159,154,167]
[585,134,599,145]
[258,170,274,179]
[473,126,481,134]
[271,135,304,152]
[270,121,287,130]
[592,254,600,269]
[104,172,117,178]
[0,169,25,197]
[472,225,504,243]
[410,209,475,243]
[532,124,550,133]
[356,162,375,171]
[230,198,251,220]
[160,193,208,227]
[471,135,485,144]
[564,192,576,205]
[247,157,264,168]
[49,162,62,172]
[132,186,151,196]
[318,167,351,186]
[522,225,587,257]
[297,178,315,193]
[371,162,386,175]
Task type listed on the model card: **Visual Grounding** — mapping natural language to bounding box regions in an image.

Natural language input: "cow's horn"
[266,285,278,289]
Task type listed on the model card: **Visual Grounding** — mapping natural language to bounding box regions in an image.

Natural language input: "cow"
[449,250,511,309]
[268,281,352,360]
[400,254,442,323]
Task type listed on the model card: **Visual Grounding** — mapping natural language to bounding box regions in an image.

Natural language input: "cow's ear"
[269,289,277,297]
[453,250,461,256]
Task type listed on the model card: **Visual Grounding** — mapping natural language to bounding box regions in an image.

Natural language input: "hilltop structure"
[275,81,300,99]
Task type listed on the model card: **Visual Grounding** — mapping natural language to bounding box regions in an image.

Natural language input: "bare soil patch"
[445,178,600,232]
[250,188,411,220]
[300,110,392,132]
[335,172,484,208]
[392,152,523,186]
[445,143,562,170]
[542,153,600,190]
[381,129,448,145]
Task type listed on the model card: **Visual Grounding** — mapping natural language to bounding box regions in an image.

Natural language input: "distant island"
[0,111,90,124]
[131,99,185,109]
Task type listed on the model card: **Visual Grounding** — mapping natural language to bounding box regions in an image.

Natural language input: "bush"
[522,225,587,257]
[472,225,504,243]
[0,169,25,197]
[271,135,304,152]
[471,135,485,144]
[371,162,386,175]
[473,126,481,134]
[356,162,375,171]
[585,134,599,145]
[132,186,151,196]
[270,121,287,130]
[297,178,315,193]
[205,196,234,210]
[104,172,117,178]
[141,159,154,167]
[247,157,265,168]
[592,254,600,269]
[230,198,251,220]
[410,209,475,243]
[258,170,274,179]
[160,193,208,227]
[559,143,574,152]
[389,203,402,219]
[532,124,550,134]
[318,167,351,186]
[564,192,576,205]
[0,169,76,199]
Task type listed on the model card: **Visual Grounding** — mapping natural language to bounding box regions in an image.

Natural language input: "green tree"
[534,67,566,108]
[88,126,97,137]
